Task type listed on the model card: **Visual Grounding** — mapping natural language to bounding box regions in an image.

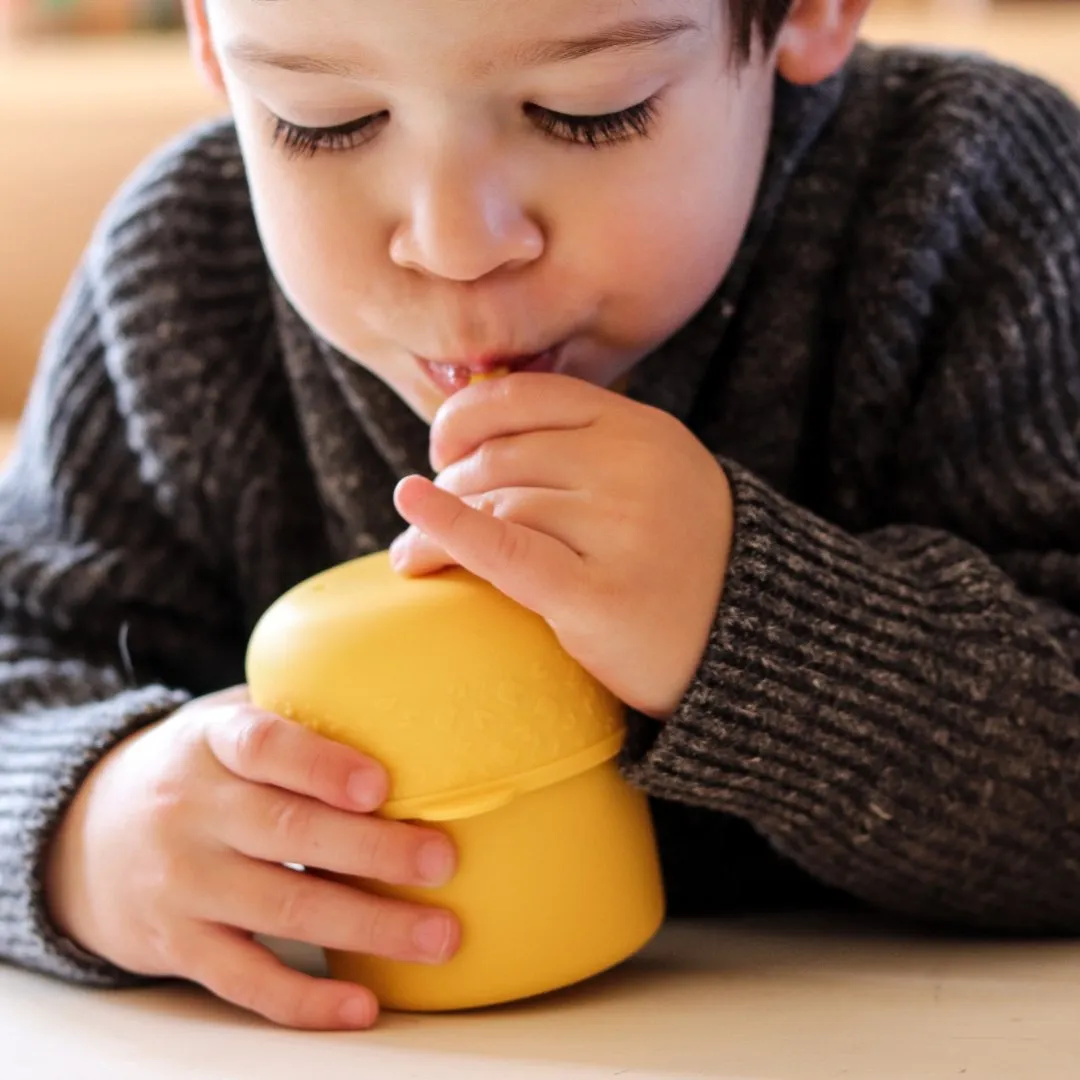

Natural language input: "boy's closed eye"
[268,97,662,159]
[218,6,698,159]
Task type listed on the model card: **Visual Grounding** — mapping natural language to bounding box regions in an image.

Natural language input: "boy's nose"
[389,155,544,282]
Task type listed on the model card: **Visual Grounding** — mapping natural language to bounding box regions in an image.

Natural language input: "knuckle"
[142,781,206,861]
[212,968,281,1022]
[230,710,279,773]
[144,771,192,828]
[274,881,316,939]
[445,494,472,533]
[243,982,305,1028]
[473,440,502,479]
[302,744,338,795]
[187,943,284,1024]
[361,901,402,957]
[354,819,384,864]
[143,845,187,898]
[143,921,187,974]
[354,820,396,877]
[493,521,528,567]
[267,796,313,847]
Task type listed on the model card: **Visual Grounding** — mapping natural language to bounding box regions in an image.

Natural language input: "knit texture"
[3,45,1080,987]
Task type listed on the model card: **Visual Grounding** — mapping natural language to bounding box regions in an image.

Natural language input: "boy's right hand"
[43,687,460,1030]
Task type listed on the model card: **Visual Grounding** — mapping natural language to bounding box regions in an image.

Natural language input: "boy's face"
[199,0,777,421]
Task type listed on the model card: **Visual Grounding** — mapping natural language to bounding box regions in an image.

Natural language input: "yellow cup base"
[324,760,665,1012]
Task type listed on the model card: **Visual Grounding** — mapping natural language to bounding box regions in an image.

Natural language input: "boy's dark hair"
[732,0,795,61]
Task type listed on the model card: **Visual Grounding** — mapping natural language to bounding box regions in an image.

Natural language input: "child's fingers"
[199,860,459,966]
[391,488,593,578]
[390,527,458,576]
[429,373,598,472]
[433,428,585,495]
[218,784,457,888]
[203,704,389,812]
[186,925,380,1031]
[393,476,581,614]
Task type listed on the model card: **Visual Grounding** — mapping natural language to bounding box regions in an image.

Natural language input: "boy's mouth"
[417,344,564,396]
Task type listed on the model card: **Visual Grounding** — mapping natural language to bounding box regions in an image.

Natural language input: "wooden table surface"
[3,913,1080,1080]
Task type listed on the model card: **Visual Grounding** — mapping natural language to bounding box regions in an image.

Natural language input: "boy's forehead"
[211,0,714,80]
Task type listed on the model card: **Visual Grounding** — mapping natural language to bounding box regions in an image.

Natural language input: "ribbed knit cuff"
[619,458,974,849]
[618,469,1080,930]
[1,686,190,987]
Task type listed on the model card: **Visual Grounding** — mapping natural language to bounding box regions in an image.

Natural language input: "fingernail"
[339,994,375,1028]
[417,838,455,887]
[347,768,384,811]
[413,915,452,962]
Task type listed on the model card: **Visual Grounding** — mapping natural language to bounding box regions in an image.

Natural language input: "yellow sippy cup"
[245,551,665,1012]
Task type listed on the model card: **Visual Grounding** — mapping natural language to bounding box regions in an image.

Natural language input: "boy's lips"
[417,344,564,395]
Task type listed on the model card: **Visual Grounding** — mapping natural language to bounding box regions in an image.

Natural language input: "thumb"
[392,476,579,617]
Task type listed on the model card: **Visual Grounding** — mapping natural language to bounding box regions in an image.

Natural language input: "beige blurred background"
[1,0,1079,433]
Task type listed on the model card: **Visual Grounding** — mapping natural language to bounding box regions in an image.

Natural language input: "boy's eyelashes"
[525,98,659,149]
[271,114,383,158]
[269,96,661,160]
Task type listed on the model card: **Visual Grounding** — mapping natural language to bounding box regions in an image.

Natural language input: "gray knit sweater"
[3,43,1080,988]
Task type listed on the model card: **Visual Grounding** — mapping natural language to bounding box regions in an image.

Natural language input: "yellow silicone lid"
[245,552,625,821]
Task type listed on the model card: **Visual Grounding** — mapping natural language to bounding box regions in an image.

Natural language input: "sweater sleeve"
[621,68,1080,933]
[0,264,240,986]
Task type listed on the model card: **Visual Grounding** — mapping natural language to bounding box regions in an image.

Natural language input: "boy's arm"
[623,458,1080,931]
[0,267,240,986]
[622,76,1080,933]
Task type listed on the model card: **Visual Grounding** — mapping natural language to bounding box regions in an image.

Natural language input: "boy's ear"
[773,0,873,86]
[181,0,227,96]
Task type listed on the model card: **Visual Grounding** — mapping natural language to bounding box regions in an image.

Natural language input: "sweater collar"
[299,63,850,483]
[623,65,850,422]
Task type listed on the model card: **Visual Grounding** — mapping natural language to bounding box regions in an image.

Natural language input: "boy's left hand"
[389,373,733,719]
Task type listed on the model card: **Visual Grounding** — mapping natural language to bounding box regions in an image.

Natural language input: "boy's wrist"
[42,722,162,957]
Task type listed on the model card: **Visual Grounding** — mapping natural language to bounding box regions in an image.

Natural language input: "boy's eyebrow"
[231,12,701,78]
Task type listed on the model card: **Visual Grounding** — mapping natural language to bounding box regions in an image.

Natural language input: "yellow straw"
[468,366,512,385]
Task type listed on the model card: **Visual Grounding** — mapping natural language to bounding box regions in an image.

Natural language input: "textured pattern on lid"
[246,552,624,806]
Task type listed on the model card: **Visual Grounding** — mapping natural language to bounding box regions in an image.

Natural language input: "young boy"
[2,0,1079,1033]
